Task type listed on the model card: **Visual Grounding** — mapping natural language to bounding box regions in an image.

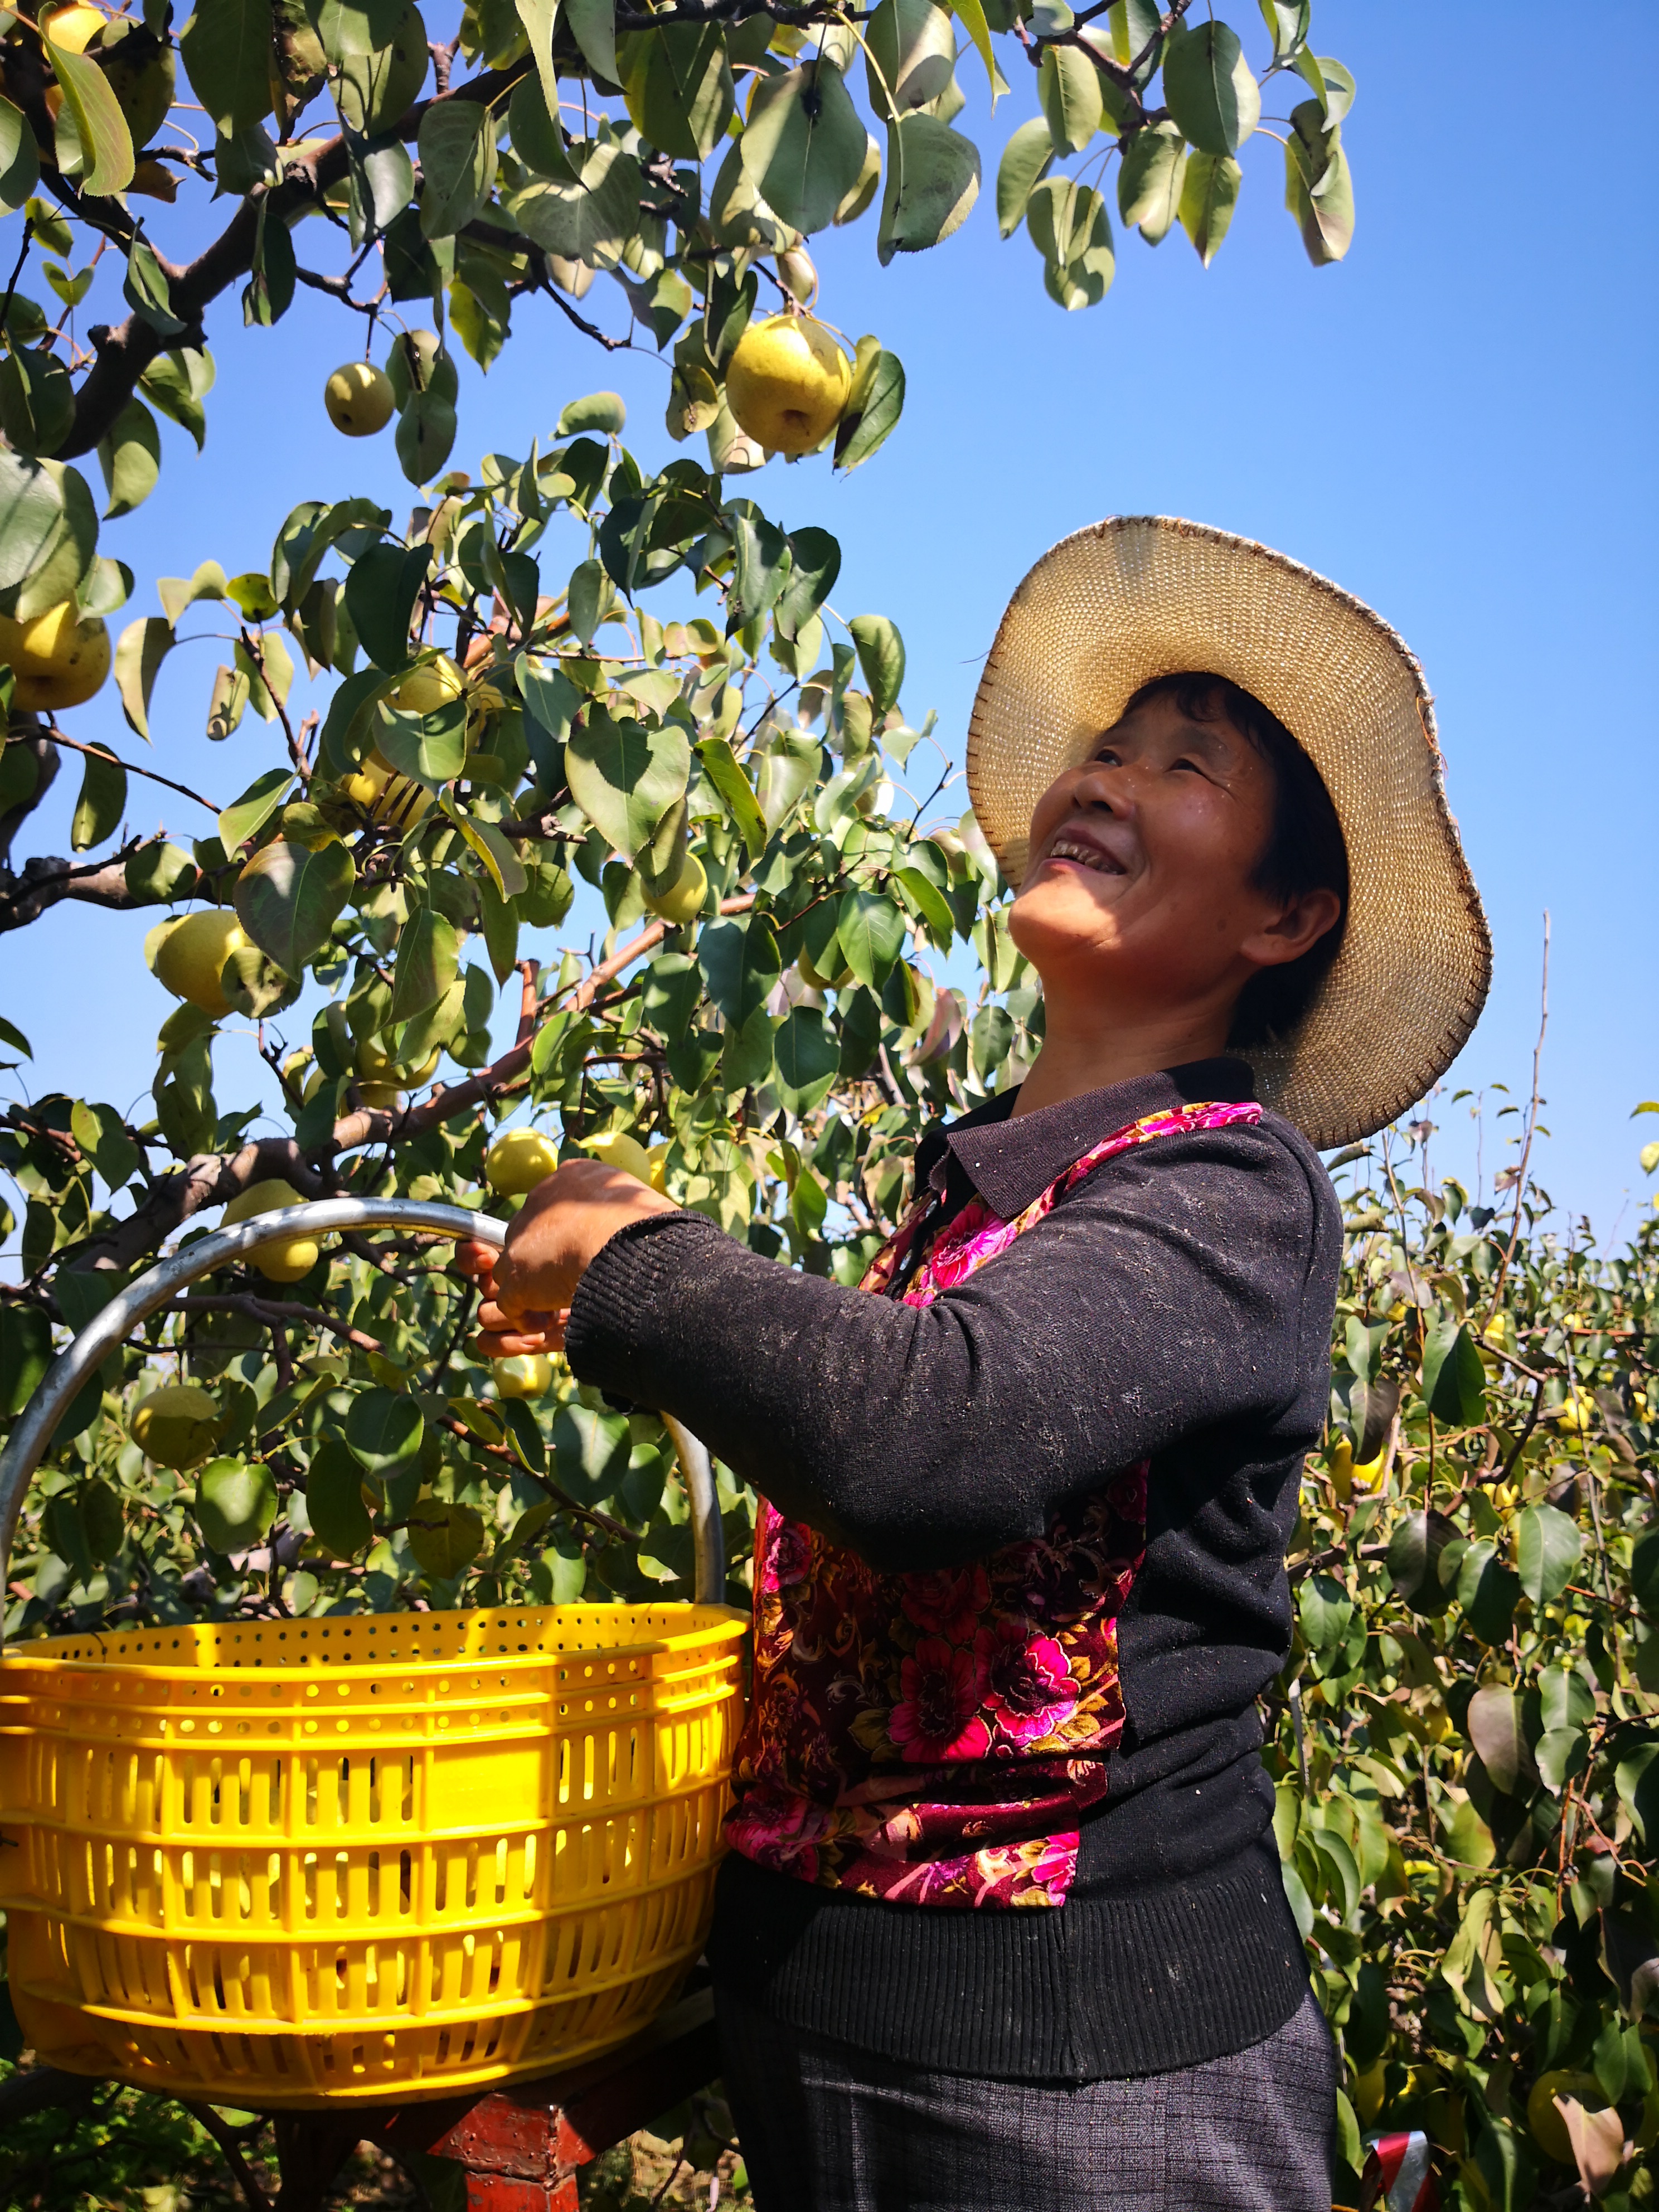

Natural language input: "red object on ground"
[1360,2130,1439,2212]
[377,1987,721,2212]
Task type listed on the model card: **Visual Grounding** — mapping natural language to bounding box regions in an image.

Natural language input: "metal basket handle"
[0,1196,725,1625]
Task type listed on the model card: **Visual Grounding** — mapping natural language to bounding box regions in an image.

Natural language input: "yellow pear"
[393,654,466,716]
[222,1177,321,1283]
[725,314,852,457]
[356,1035,440,1089]
[153,908,248,1018]
[644,851,709,926]
[130,1383,221,1469]
[40,3,105,52]
[493,1354,554,1400]
[486,1124,561,1195]
[1527,2071,1604,2166]
[0,601,111,712]
[583,1129,653,1182]
[324,361,395,436]
[647,1142,671,1195]
[342,748,435,828]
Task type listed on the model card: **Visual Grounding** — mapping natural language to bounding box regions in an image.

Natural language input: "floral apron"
[725,1098,1263,1909]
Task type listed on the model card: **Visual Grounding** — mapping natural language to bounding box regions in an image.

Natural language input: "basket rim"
[0,1600,750,1682]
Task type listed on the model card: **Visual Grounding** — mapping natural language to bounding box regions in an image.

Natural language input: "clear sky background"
[6,0,1656,1247]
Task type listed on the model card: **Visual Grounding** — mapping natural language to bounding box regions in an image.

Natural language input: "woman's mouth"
[1044,833,1126,876]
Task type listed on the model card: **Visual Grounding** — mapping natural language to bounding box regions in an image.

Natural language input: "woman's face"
[1008,690,1336,1023]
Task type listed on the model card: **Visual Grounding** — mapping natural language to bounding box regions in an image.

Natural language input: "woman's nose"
[1067,760,1135,814]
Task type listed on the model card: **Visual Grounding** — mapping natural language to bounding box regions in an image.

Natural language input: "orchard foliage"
[1282,1130,1659,2210]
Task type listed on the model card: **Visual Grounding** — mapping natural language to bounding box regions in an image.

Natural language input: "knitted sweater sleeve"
[563,1124,1321,1574]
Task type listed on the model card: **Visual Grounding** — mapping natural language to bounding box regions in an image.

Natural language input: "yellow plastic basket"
[0,1602,747,2106]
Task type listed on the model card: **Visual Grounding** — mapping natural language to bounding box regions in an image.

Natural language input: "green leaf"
[391,903,460,1023]
[140,347,216,450]
[1615,1743,1659,1847]
[113,614,173,739]
[557,390,627,435]
[565,0,619,86]
[304,1437,374,1558]
[418,98,497,238]
[514,0,560,113]
[311,0,406,59]
[336,4,429,132]
[195,1454,278,1555]
[1161,18,1260,154]
[1027,176,1115,307]
[1292,48,1354,125]
[1466,1684,1535,1797]
[448,800,527,899]
[507,69,574,180]
[1516,1502,1583,1609]
[345,1385,425,1475]
[0,450,64,595]
[0,347,74,458]
[878,111,981,263]
[1387,1507,1456,1614]
[218,766,293,853]
[0,1012,31,1060]
[0,95,40,215]
[1257,1,1310,62]
[1422,1316,1486,1427]
[837,887,905,991]
[996,117,1057,241]
[893,864,954,947]
[343,539,431,669]
[1632,1524,1659,1614]
[395,387,458,485]
[1039,44,1102,154]
[47,35,135,196]
[1284,99,1354,265]
[70,746,126,851]
[1117,119,1187,242]
[408,1498,484,1580]
[157,558,227,624]
[1457,1540,1520,1647]
[70,1099,140,1190]
[948,0,997,96]
[698,913,780,1027]
[740,60,869,236]
[1298,1571,1351,1651]
[623,22,735,160]
[696,736,767,861]
[1,1300,51,1415]
[849,613,905,717]
[178,0,274,135]
[505,140,642,265]
[554,1401,631,1502]
[376,691,468,786]
[566,704,691,860]
[834,346,905,473]
[1177,149,1241,266]
[234,837,356,976]
[773,1006,841,1117]
[775,526,841,639]
[96,396,161,519]
[124,232,185,337]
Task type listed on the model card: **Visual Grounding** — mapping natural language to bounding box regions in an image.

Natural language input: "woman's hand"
[457,1158,679,1357]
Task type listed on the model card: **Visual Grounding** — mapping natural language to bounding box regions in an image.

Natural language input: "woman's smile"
[1035,822,1131,880]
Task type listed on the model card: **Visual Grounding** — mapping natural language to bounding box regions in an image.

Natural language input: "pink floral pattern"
[726,1099,1263,1909]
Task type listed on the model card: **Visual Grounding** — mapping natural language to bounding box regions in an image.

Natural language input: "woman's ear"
[1240,886,1343,972]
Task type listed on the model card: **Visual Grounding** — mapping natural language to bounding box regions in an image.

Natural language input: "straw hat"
[966,516,1491,1151]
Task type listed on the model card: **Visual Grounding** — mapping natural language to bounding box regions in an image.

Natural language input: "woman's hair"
[1120,672,1349,1051]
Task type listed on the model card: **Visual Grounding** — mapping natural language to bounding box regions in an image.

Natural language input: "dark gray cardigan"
[565,1058,1340,2080]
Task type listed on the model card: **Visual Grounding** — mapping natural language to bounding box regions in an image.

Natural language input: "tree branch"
[57,60,535,458]
[0,843,154,931]
[46,725,222,815]
[59,901,756,1277]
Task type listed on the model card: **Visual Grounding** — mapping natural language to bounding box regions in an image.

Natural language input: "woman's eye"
[1094,747,1121,767]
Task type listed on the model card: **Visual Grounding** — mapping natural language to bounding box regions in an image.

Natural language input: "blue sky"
[6,0,1656,1243]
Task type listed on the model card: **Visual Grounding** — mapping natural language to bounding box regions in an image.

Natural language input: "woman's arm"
[563,1124,1327,1572]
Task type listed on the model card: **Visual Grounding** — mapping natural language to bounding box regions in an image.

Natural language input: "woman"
[464,520,1491,2211]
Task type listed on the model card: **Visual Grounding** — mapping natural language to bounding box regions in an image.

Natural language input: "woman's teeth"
[1049,837,1120,874]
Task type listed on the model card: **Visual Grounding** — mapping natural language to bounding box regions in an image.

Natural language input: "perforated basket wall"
[0,1603,748,2107]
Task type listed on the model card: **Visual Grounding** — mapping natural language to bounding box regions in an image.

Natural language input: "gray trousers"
[715,1985,1338,2212]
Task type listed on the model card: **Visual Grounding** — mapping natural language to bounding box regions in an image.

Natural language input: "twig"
[0,214,34,331]
[1486,913,1550,1321]
[43,725,221,814]
[179,2102,270,2212]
